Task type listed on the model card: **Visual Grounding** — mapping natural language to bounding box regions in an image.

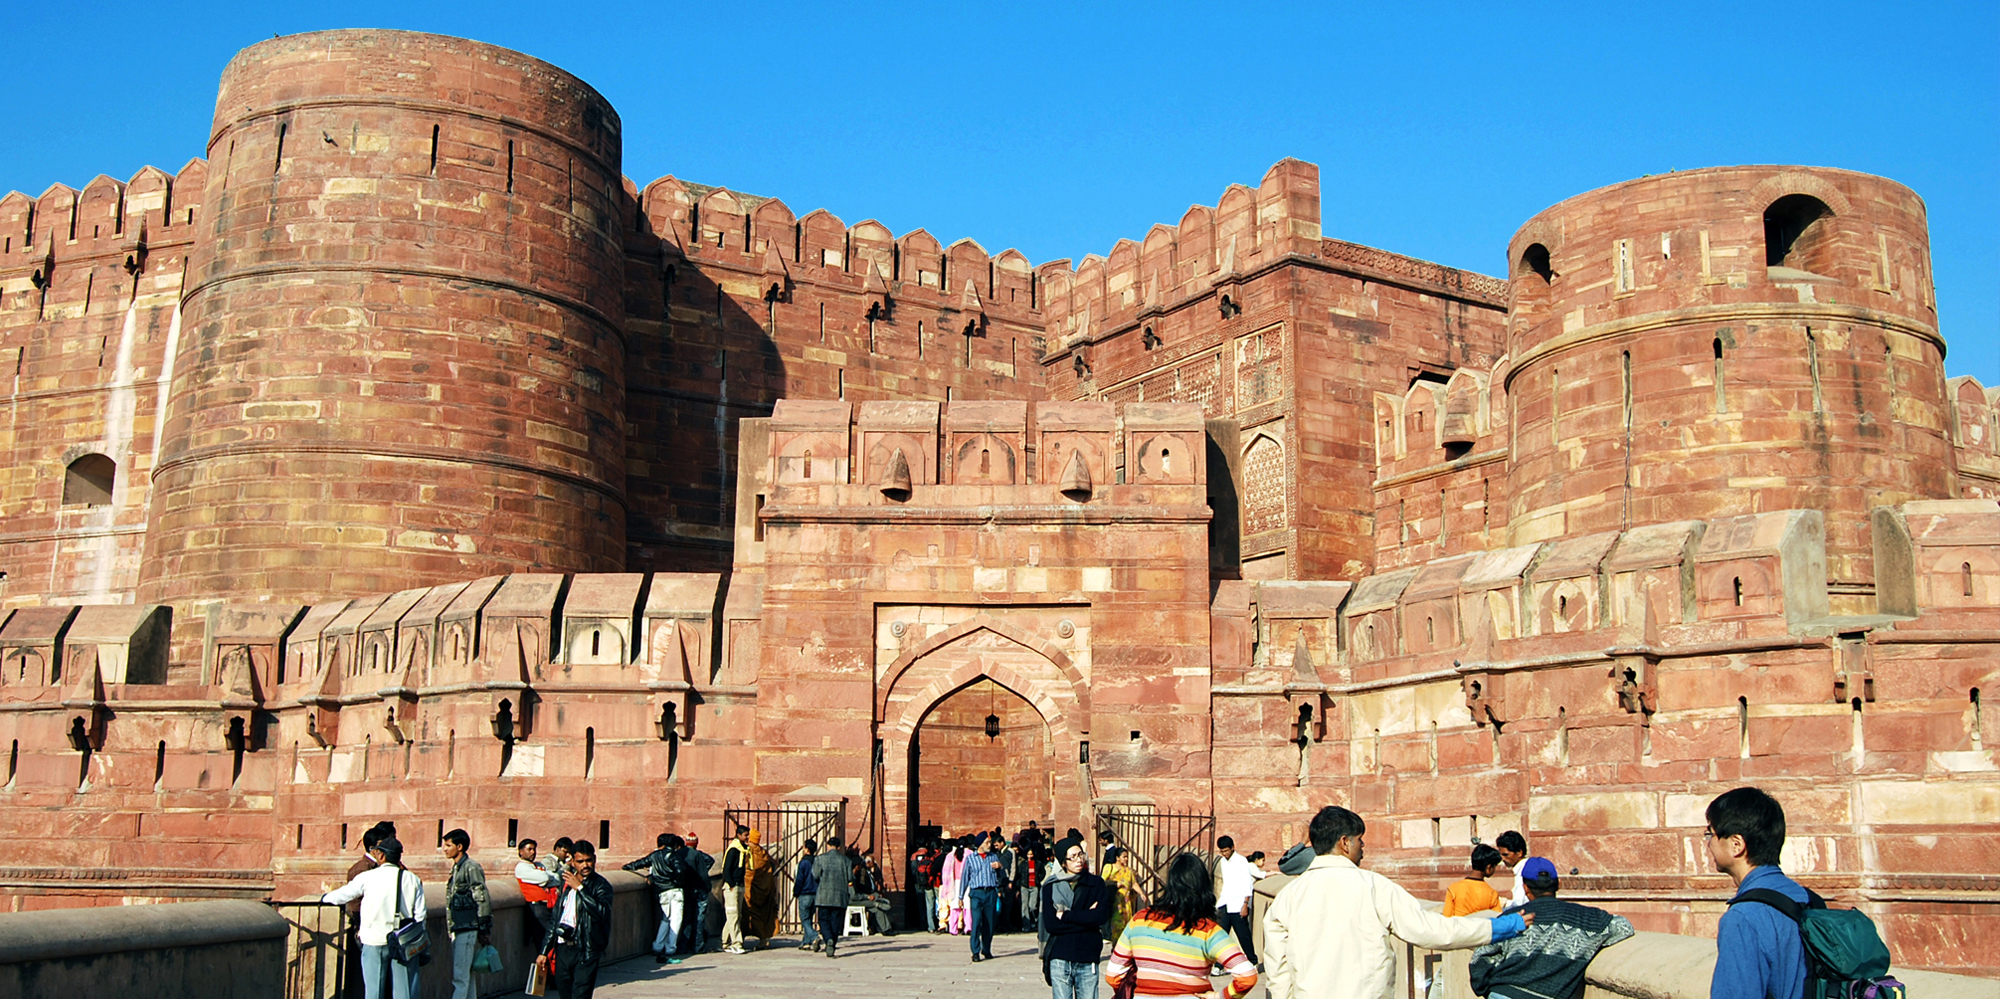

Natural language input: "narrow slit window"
[1807,328,1823,414]
[506,140,515,194]
[429,125,440,175]
[1713,339,1727,414]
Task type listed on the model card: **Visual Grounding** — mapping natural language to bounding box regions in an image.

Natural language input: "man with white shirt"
[515,838,561,952]
[1263,807,1532,999]
[1494,831,1529,910]
[321,836,427,999]
[1213,835,1267,966]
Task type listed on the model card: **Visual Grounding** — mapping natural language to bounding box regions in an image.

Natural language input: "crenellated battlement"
[1,31,1996,966]
[635,175,1044,321]
[1950,375,2000,498]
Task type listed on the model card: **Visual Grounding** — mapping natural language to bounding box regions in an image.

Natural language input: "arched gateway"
[879,617,1089,858]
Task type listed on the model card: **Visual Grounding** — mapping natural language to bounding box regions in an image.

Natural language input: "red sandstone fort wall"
[1502,168,1953,599]
[0,164,204,610]
[140,33,632,649]
[1,27,1997,977]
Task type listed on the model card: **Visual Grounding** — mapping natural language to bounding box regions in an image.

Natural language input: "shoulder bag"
[389,867,432,966]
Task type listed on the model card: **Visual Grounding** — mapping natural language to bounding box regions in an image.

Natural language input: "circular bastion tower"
[140,31,629,612]
[1502,166,1953,598]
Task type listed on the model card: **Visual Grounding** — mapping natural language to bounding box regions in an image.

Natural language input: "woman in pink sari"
[939,843,968,934]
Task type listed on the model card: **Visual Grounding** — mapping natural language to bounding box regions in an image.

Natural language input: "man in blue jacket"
[1707,787,1809,999]
[794,839,821,951]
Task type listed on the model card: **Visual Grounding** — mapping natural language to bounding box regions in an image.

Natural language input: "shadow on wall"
[621,185,788,576]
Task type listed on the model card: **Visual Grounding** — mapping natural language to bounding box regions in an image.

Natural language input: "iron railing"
[1093,804,1214,904]
[722,800,846,932]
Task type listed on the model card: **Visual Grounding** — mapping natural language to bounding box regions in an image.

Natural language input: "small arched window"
[1520,243,1553,283]
[1764,194,1834,271]
[802,450,813,479]
[63,454,115,506]
[1964,562,1976,598]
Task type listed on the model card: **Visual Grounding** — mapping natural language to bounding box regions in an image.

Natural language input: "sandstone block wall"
[1502,167,1952,599]
[140,32,632,649]
[1,27,1996,978]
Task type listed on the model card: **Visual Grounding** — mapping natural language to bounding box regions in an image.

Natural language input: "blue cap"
[1519,856,1559,884]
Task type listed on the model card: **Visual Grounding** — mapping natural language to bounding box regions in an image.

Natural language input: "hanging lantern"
[984,713,1000,740]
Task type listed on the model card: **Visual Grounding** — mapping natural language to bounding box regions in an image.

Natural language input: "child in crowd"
[1443,844,1505,917]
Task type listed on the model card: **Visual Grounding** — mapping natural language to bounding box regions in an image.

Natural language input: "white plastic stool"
[843,905,870,937]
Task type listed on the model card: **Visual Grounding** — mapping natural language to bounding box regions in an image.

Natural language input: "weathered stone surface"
[0,27,1994,976]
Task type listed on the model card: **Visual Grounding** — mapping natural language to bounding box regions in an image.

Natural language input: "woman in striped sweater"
[1104,853,1259,999]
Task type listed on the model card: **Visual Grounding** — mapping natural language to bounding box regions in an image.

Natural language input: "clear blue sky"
[6,1,1993,380]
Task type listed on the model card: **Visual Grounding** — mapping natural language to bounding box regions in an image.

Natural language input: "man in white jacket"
[1263,807,1532,999]
[322,836,428,999]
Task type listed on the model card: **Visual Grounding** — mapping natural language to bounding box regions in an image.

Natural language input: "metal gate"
[1093,804,1214,902]
[723,799,846,933]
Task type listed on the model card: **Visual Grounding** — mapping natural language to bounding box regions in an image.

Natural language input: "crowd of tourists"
[316,785,1888,999]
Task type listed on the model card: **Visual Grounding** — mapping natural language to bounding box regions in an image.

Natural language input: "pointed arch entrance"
[878,617,1087,869]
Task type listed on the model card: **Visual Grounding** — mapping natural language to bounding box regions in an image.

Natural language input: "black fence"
[722,801,846,933]
[1093,805,1215,903]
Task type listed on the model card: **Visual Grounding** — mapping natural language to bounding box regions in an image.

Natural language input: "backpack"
[1728,888,1905,999]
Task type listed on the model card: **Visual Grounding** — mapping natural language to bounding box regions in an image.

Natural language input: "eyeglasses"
[1702,829,1716,842]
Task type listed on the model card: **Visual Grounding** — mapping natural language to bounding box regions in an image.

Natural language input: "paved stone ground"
[586,929,1270,998]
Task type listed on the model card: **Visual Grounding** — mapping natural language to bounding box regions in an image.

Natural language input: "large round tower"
[140,31,628,611]
[1502,166,1952,596]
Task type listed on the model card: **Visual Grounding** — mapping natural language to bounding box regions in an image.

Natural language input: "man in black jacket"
[622,833,689,964]
[810,836,856,959]
[681,832,714,955]
[551,839,615,999]
[1041,836,1111,993]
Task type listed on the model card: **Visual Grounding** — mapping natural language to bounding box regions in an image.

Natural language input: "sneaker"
[655,953,668,964]
[666,957,684,965]
[972,954,984,963]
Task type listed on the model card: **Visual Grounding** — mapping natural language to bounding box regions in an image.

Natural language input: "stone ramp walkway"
[586,930,1270,998]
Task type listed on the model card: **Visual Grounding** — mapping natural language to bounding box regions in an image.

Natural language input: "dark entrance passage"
[911,678,1053,841]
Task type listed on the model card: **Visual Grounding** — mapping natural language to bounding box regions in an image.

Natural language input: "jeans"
[1022,884,1040,932]
[922,888,939,932]
[685,892,711,953]
[967,886,997,956]
[797,894,818,946]
[359,943,418,999]
[450,930,478,999]
[1216,906,1257,965]
[651,888,683,955]
[1051,957,1099,999]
